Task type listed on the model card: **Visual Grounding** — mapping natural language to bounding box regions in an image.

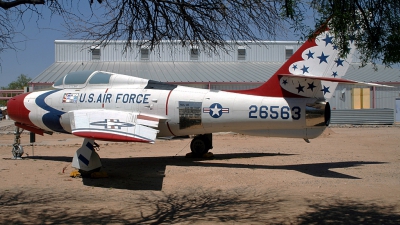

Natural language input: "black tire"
[190,136,210,156]
[12,145,24,158]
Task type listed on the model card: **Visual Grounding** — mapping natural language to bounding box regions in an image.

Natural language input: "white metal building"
[30,40,400,122]
[31,40,303,90]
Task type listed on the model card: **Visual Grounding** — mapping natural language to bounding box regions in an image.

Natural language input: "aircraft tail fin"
[234,24,356,100]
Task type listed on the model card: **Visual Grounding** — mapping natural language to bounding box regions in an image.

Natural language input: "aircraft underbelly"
[238,127,325,139]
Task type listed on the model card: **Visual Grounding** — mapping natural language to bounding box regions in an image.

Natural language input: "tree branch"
[0,0,45,10]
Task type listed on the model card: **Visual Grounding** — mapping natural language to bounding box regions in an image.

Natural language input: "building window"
[352,88,371,109]
[238,48,246,60]
[141,48,149,60]
[190,48,199,60]
[91,48,101,60]
[285,48,293,60]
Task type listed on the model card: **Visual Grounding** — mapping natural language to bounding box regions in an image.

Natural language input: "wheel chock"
[69,170,108,178]
[70,170,81,178]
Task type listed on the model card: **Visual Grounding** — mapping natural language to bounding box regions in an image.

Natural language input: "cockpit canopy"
[53,71,112,89]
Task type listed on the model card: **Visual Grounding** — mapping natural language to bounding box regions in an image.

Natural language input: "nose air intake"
[7,93,33,126]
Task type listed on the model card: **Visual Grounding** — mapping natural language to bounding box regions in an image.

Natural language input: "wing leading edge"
[68,109,160,143]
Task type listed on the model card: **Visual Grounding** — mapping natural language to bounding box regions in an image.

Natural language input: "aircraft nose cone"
[7,93,32,125]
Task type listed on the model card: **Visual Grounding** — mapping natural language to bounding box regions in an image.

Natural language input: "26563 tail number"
[249,105,301,120]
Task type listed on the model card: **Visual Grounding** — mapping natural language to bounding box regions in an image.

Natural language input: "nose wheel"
[12,126,24,159]
[190,134,213,156]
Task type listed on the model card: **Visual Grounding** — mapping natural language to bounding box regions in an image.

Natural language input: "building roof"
[345,63,400,83]
[31,61,282,84]
[31,61,400,85]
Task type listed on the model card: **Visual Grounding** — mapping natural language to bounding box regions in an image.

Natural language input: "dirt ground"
[0,120,399,224]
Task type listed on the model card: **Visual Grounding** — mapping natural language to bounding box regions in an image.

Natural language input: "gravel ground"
[0,119,399,224]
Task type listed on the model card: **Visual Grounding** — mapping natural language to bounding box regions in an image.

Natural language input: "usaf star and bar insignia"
[203,103,230,118]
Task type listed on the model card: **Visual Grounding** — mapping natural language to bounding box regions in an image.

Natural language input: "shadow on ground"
[0,190,399,224]
[297,199,400,224]
[27,153,385,191]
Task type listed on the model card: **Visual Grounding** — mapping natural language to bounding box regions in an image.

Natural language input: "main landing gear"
[72,139,102,174]
[190,133,213,157]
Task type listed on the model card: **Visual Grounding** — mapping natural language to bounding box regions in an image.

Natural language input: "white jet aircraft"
[7,25,377,172]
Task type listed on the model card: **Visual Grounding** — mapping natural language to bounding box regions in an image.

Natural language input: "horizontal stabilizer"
[68,109,159,143]
[279,74,393,87]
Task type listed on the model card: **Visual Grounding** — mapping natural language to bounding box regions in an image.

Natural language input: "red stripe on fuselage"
[166,122,176,136]
[102,88,109,108]
[165,90,176,136]
[165,89,173,115]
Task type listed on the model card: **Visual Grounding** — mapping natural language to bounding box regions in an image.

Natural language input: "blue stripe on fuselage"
[35,89,68,133]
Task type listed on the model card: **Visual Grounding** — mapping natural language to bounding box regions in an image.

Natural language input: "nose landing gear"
[12,127,24,159]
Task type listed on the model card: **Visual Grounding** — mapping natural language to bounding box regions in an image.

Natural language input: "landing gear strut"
[190,133,213,156]
[12,127,24,159]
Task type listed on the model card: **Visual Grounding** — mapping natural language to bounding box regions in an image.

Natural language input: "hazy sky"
[0,3,311,88]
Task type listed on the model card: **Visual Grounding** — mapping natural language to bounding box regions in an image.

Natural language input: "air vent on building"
[141,48,149,60]
[285,48,294,60]
[190,48,199,60]
[91,48,101,60]
[238,48,246,60]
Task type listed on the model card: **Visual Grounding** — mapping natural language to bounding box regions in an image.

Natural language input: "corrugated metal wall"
[375,86,400,109]
[330,84,400,111]
[331,109,394,125]
[55,41,302,63]
[330,84,362,110]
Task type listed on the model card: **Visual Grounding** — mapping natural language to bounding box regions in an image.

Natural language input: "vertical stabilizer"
[235,25,356,100]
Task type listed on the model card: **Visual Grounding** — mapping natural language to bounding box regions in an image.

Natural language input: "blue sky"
[0,8,66,88]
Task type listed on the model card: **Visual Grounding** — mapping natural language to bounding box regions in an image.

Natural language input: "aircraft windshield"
[88,72,112,84]
[64,71,94,85]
